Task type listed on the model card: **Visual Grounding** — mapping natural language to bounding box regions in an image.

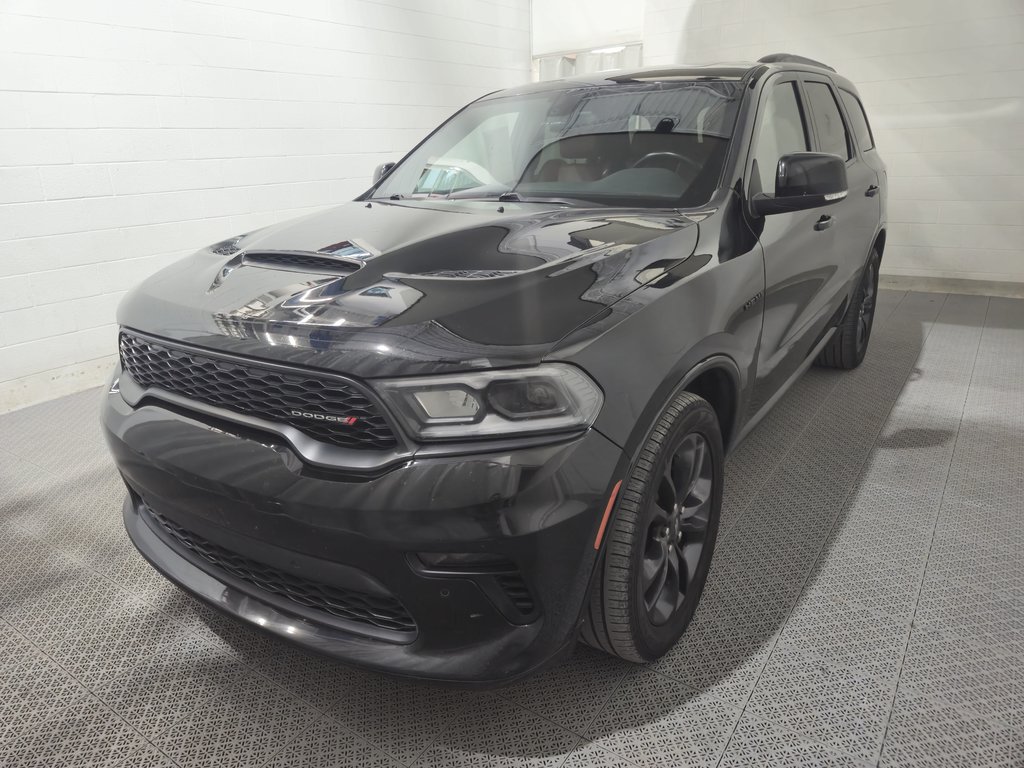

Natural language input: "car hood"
[118,199,700,377]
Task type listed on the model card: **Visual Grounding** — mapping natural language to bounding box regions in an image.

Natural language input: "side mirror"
[752,152,848,216]
[373,162,396,184]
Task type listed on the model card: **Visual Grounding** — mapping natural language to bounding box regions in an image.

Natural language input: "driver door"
[748,75,841,413]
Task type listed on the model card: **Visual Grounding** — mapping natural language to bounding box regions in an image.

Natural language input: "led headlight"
[373,364,603,440]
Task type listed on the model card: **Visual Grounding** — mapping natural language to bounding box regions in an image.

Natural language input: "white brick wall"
[641,0,1024,287]
[0,0,530,412]
[532,0,644,56]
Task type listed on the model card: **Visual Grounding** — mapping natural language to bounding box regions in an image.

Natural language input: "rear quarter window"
[839,89,875,151]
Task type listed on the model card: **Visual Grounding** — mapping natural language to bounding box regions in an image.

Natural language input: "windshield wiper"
[382,190,593,207]
[497,190,602,207]
[449,191,580,206]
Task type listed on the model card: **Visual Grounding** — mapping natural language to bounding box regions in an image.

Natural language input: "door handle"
[865,185,879,197]
[814,215,834,231]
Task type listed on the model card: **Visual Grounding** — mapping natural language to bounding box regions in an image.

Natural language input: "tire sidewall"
[860,250,881,347]
[625,398,724,660]
[849,248,881,366]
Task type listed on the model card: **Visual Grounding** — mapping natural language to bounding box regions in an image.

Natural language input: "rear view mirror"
[373,162,396,184]
[752,152,848,216]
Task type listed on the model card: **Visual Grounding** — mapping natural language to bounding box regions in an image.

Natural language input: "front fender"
[553,248,764,452]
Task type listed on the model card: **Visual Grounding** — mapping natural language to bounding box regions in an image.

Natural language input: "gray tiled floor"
[1,290,1023,767]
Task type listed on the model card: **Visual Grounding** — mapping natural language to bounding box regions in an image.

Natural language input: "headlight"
[373,364,603,440]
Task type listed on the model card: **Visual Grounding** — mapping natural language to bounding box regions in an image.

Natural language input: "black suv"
[103,54,885,685]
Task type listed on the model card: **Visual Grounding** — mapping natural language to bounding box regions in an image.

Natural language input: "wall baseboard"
[879,274,1024,300]
[0,355,116,415]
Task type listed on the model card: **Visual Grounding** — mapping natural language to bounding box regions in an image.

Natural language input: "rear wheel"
[816,248,881,370]
[581,391,723,662]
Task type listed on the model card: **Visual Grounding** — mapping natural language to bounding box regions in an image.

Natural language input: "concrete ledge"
[0,355,116,414]
[879,274,1024,299]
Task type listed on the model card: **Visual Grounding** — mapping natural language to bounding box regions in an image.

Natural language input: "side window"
[805,82,851,160]
[752,82,810,195]
[415,111,520,194]
[839,89,874,151]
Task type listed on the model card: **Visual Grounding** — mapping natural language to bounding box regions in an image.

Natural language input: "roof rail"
[757,53,835,72]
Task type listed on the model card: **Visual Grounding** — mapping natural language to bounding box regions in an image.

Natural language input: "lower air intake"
[145,507,416,635]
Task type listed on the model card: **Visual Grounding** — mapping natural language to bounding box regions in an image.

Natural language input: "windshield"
[372,79,743,208]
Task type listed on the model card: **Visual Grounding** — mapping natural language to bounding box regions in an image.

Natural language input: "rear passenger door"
[801,76,879,309]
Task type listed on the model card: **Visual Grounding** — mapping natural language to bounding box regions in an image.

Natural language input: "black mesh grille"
[146,508,416,634]
[119,332,397,450]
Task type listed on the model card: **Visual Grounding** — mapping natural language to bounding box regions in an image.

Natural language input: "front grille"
[146,508,417,634]
[119,332,397,450]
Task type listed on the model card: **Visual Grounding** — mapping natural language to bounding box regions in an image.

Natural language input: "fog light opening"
[417,552,515,573]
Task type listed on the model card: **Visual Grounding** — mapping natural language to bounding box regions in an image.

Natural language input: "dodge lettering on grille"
[290,410,358,425]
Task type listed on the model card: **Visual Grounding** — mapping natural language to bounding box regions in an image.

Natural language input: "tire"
[581,391,723,663]
[816,248,881,370]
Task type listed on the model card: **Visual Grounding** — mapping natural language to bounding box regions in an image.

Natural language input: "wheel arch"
[680,364,739,455]
[581,382,733,663]
[616,353,744,466]
[873,227,886,263]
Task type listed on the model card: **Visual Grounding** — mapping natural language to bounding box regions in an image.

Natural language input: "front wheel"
[581,391,723,662]
[816,248,881,370]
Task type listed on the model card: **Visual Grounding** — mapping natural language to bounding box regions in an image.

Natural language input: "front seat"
[554,134,605,183]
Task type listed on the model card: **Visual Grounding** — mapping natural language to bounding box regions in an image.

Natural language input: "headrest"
[558,133,601,159]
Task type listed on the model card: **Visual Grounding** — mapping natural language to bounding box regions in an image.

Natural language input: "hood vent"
[210,238,243,256]
[241,250,364,274]
[419,269,520,279]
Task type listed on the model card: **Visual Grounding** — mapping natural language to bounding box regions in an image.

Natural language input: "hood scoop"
[208,249,365,291]
[241,250,365,274]
[418,269,521,279]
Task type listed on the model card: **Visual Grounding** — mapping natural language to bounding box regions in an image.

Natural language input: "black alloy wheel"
[855,257,878,357]
[641,433,713,626]
[816,247,882,370]
[581,390,723,663]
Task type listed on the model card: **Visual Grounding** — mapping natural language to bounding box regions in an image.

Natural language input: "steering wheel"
[631,151,702,179]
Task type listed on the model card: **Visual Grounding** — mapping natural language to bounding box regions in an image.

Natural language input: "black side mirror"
[752,152,848,216]
[373,162,396,184]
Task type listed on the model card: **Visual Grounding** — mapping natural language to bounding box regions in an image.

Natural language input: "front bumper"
[103,388,623,685]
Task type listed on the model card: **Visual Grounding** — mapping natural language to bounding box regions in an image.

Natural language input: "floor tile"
[584,668,741,767]
[744,645,896,763]
[413,694,579,768]
[560,739,640,767]
[318,672,464,765]
[880,684,1024,768]
[151,675,320,768]
[897,626,1024,730]
[500,646,629,735]
[263,716,402,767]
[1,693,150,768]
[719,713,874,767]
